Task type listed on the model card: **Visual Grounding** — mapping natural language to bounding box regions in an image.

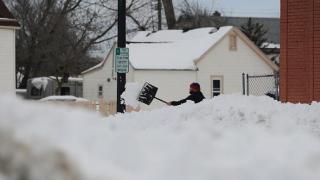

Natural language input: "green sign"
[115,47,129,73]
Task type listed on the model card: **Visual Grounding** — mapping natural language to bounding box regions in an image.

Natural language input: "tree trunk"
[55,79,63,95]
[19,65,31,89]
[158,0,162,30]
[162,0,176,29]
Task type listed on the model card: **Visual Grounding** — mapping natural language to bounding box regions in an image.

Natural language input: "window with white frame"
[212,77,223,97]
[98,85,103,98]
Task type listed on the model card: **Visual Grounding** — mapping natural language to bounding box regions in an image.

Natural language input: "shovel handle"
[154,97,168,104]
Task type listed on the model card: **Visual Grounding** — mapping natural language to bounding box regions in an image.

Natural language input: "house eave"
[0,18,20,28]
[81,43,116,75]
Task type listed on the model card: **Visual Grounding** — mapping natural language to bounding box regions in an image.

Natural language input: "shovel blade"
[137,82,158,105]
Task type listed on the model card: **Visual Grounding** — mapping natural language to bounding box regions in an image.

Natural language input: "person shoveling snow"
[137,82,205,106]
[167,82,205,106]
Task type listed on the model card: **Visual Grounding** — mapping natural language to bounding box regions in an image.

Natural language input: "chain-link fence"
[242,72,279,100]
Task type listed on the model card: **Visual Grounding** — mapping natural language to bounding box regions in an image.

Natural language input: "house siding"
[0,28,15,94]
[197,34,274,98]
[280,0,320,103]
[83,48,117,101]
[82,28,276,109]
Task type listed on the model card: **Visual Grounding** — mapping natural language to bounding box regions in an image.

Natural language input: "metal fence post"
[242,73,245,95]
[246,74,249,96]
[274,71,279,100]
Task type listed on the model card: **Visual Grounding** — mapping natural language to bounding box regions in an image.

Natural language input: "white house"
[0,0,19,94]
[82,26,278,109]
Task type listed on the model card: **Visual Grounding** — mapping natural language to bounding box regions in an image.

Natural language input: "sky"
[174,0,280,18]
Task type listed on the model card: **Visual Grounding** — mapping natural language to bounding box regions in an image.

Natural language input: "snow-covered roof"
[82,26,234,73]
[40,96,89,102]
[128,26,233,70]
[81,61,105,74]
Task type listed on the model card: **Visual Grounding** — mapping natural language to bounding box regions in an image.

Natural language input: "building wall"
[314,0,320,100]
[197,32,275,98]
[83,48,117,101]
[0,28,15,95]
[133,70,196,109]
[83,29,276,109]
[280,0,320,103]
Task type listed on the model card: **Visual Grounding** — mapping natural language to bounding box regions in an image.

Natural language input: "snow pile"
[0,132,81,180]
[31,77,49,90]
[1,95,320,180]
[121,82,143,108]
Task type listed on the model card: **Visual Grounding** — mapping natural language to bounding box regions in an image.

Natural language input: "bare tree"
[241,18,268,47]
[9,0,118,93]
[175,0,226,30]
[9,0,162,93]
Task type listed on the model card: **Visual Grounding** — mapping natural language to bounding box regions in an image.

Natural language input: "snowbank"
[121,82,143,108]
[1,95,320,180]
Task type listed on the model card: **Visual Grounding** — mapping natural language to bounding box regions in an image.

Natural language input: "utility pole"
[117,0,126,113]
[158,0,162,30]
[162,0,176,29]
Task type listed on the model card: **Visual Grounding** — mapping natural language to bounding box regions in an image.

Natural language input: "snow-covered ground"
[1,94,320,180]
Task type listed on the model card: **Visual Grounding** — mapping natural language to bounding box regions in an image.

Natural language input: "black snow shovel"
[137,82,168,105]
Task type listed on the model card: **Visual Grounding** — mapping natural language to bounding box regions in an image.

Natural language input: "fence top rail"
[247,74,275,78]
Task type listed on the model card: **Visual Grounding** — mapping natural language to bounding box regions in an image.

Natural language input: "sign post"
[117,0,126,113]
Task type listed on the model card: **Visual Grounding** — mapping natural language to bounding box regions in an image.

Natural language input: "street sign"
[115,47,129,73]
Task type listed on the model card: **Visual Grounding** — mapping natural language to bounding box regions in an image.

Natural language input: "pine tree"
[240,18,268,48]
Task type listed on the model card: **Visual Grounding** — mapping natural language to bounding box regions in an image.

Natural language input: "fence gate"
[242,72,279,100]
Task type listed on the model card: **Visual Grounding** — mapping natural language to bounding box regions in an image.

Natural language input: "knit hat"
[190,82,200,91]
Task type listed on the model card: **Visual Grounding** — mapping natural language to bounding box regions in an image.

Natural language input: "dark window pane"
[99,86,103,91]
[61,87,70,95]
[213,80,220,88]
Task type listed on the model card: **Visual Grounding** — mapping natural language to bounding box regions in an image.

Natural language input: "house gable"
[81,44,115,75]
[82,45,124,101]
[196,28,278,98]
[195,27,279,71]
